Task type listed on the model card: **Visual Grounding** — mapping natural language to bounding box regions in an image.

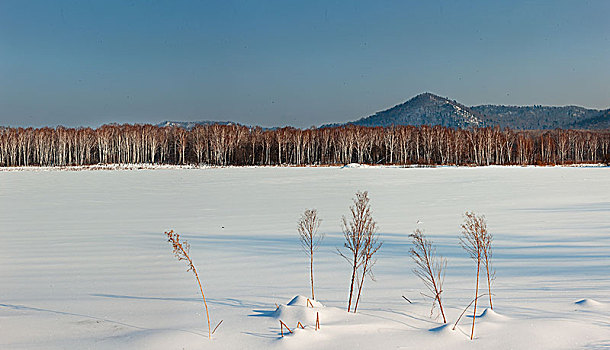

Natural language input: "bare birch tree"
[297,208,324,300]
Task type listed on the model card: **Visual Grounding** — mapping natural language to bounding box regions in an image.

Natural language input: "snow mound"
[574,299,604,308]
[477,308,508,321]
[341,163,371,168]
[272,296,326,325]
[287,295,324,308]
[270,295,357,333]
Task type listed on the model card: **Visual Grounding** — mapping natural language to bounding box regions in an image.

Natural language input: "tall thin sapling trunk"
[297,209,324,300]
[353,223,382,313]
[482,227,494,309]
[459,212,486,340]
[165,230,212,339]
[409,228,447,323]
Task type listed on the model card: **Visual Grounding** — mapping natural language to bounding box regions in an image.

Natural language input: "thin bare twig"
[452,293,492,331]
[212,320,223,335]
[279,320,293,337]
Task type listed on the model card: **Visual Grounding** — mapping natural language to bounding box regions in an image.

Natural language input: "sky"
[1,0,609,128]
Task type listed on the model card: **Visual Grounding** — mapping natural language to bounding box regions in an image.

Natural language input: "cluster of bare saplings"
[409,212,495,340]
[164,191,493,340]
[298,191,382,314]
[1,124,609,167]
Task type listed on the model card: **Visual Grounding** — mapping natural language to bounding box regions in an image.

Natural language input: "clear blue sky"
[1,0,609,128]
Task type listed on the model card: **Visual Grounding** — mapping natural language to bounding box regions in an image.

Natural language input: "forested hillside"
[330,93,609,130]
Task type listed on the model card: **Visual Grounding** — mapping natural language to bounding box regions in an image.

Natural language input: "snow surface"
[1,166,609,349]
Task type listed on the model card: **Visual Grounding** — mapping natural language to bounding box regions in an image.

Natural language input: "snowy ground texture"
[1,166,609,349]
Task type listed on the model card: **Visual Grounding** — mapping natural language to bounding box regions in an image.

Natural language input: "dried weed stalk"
[279,320,293,337]
[165,230,212,339]
[297,209,324,300]
[409,228,447,323]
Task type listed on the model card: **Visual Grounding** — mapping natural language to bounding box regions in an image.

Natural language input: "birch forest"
[1,124,609,167]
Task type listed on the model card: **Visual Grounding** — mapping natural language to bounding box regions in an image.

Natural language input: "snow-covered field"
[1,167,609,349]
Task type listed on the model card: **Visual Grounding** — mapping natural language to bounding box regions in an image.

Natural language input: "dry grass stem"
[164,230,212,339]
[279,320,293,337]
[452,293,491,331]
[212,320,223,335]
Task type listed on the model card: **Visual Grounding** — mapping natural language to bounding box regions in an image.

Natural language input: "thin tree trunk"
[347,258,357,312]
[424,253,446,323]
[471,260,480,340]
[437,292,447,323]
[353,260,368,313]
[310,254,315,300]
[485,263,493,310]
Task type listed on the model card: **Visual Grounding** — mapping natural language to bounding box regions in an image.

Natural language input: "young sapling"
[297,209,323,300]
[409,228,447,323]
[338,191,381,312]
[459,212,487,340]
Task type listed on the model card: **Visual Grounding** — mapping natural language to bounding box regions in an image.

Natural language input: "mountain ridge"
[325,92,609,130]
[161,92,610,130]
[334,92,485,129]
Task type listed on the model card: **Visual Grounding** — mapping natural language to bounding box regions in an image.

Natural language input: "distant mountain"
[330,92,609,130]
[161,93,609,130]
[569,109,610,129]
[329,92,485,129]
[157,120,240,129]
[471,105,607,129]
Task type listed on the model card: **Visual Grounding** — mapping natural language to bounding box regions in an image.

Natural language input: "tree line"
[1,123,609,167]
